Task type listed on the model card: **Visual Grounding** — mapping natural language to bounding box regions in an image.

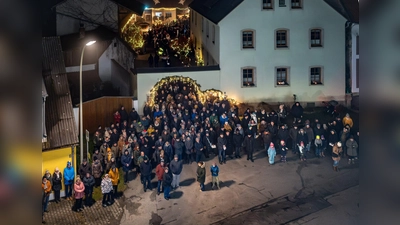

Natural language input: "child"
[298,141,306,161]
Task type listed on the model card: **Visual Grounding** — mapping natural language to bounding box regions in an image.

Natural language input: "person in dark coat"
[140,158,152,192]
[162,167,172,200]
[52,167,62,203]
[278,140,289,162]
[262,130,273,153]
[121,149,132,184]
[217,133,227,164]
[291,102,303,124]
[148,54,154,67]
[154,53,160,67]
[92,159,103,187]
[233,129,243,158]
[194,137,204,163]
[173,137,185,161]
[277,125,289,148]
[78,159,92,179]
[119,106,129,125]
[202,132,212,158]
[243,133,255,162]
[196,161,206,192]
[297,129,308,155]
[225,131,234,160]
[82,172,95,206]
[129,108,139,124]
[289,124,298,154]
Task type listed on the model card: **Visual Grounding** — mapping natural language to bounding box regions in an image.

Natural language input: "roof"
[42,37,79,150]
[189,0,244,24]
[112,0,145,15]
[53,0,145,15]
[324,0,359,23]
[138,0,193,8]
[60,25,117,51]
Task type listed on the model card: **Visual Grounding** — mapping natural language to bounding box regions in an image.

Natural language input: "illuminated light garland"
[147,76,238,107]
[121,22,145,50]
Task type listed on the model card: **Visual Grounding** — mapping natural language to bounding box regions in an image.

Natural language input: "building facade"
[190,0,348,105]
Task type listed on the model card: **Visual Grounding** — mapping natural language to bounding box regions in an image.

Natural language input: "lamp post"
[80,40,96,164]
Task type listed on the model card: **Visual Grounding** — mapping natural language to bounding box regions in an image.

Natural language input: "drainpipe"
[71,144,76,178]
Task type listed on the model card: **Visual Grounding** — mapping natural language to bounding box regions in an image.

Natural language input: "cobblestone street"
[43,198,124,225]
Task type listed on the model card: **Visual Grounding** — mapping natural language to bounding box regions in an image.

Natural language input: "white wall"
[190,11,220,65]
[351,24,359,93]
[111,60,131,96]
[216,0,346,104]
[56,0,118,36]
[136,70,221,114]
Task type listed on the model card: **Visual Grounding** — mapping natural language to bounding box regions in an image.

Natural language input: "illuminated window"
[242,67,256,87]
[310,67,323,85]
[165,12,172,19]
[276,67,289,86]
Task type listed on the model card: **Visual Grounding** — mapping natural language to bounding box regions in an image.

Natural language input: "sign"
[85,130,90,142]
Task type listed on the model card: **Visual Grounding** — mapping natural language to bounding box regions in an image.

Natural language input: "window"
[310,67,323,85]
[155,12,162,17]
[242,30,254,48]
[212,25,215,44]
[276,67,289,85]
[279,0,286,7]
[311,29,322,47]
[242,68,256,87]
[276,30,288,48]
[145,14,151,22]
[263,0,273,9]
[165,12,172,19]
[291,0,302,8]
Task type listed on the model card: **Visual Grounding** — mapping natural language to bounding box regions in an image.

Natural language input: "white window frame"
[275,67,290,86]
[241,67,257,88]
[262,0,274,10]
[291,0,302,9]
[310,28,323,48]
[275,29,289,49]
[241,29,256,49]
[310,66,324,85]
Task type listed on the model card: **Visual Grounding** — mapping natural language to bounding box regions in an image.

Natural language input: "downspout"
[71,144,76,178]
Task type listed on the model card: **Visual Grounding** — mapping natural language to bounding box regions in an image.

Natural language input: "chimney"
[79,23,85,39]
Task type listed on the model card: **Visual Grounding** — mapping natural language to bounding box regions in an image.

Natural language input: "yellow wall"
[42,146,76,191]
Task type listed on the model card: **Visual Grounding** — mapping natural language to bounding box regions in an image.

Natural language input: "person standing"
[101,174,113,207]
[148,54,154,67]
[289,124,298,154]
[169,155,183,189]
[42,176,51,213]
[346,136,358,164]
[342,113,353,128]
[162,167,172,200]
[82,172,95,207]
[52,167,62,203]
[210,162,220,190]
[278,140,288,163]
[225,131,234,160]
[173,137,184,161]
[156,160,165,195]
[217,133,227,164]
[78,159,92,179]
[140,158,153,192]
[121,149,132,184]
[314,135,323,158]
[154,53,160,67]
[233,129,243,158]
[108,165,120,200]
[304,124,314,153]
[63,161,75,200]
[291,102,303,124]
[73,177,85,212]
[194,137,204,163]
[196,161,206,192]
[243,133,255,162]
[267,142,276,165]
[92,159,103,187]
[332,142,343,171]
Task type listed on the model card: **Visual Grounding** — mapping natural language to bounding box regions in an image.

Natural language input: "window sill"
[311,45,323,48]
[242,47,255,50]
[291,7,302,9]
[275,46,289,49]
[275,84,290,87]
[242,83,256,88]
[310,83,324,86]
[262,8,274,10]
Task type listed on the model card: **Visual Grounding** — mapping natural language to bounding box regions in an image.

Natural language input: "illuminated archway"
[148,76,238,107]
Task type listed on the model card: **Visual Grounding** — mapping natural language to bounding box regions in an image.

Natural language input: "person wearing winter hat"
[298,141,306,161]
[63,161,75,200]
[101,174,113,207]
[267,142,276,165]
[332,142,343,171]
[314,135,323,158]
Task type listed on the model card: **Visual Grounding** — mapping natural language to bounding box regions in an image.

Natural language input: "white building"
[189,0,351,105]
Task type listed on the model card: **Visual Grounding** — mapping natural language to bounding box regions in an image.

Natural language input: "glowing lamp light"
[86,41,96,46]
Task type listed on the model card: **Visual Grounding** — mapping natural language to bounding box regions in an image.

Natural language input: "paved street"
[44,150,359,225]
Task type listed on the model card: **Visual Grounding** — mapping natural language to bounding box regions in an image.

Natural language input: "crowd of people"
[145,18,191,68]
[42,81,358,223]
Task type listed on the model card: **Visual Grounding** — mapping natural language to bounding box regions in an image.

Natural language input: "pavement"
[44,149,359,225]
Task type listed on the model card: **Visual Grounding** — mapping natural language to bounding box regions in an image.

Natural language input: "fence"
[80,96,135,134]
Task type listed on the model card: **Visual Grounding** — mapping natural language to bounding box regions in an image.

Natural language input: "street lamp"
[80,40,96,164]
